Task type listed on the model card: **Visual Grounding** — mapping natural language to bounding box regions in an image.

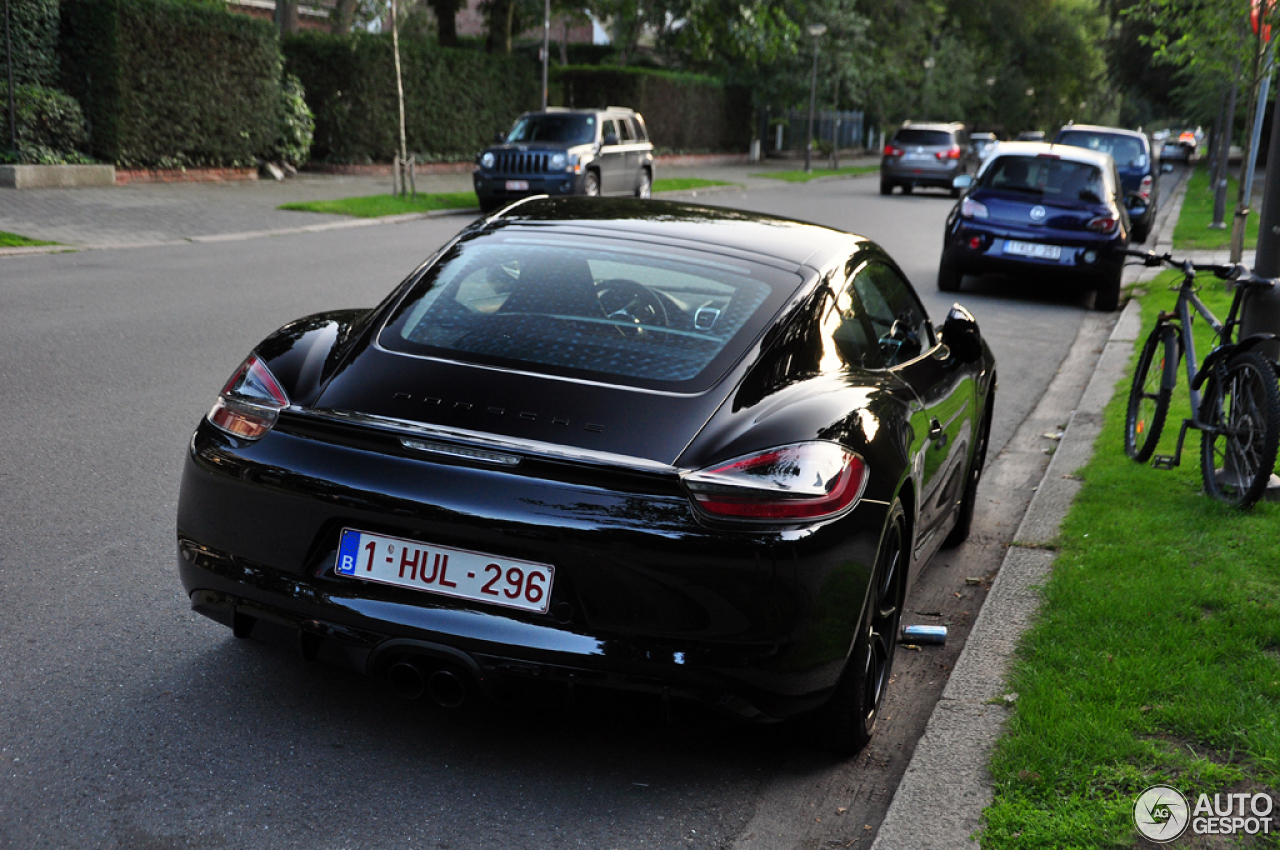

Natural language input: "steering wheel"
[595,279,669,336]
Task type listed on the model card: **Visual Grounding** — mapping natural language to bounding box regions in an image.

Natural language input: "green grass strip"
[1172,164,1261,251]
[279,192,479,217]
[0,231,58,247]
[980,272,1280,847]
[652,177,733,192]
[750,165,879,183]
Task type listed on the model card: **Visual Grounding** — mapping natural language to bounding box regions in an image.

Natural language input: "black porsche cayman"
[177,197,996,754]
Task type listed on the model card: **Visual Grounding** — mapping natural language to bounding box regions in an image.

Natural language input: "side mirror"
[952,174,974,191]
[603,132,619,146]
[939,304,983,363]
[493,131,506,144]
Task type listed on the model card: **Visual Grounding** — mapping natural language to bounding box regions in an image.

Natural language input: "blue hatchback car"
[938,142,1132,311]
[1053,124,1160,243]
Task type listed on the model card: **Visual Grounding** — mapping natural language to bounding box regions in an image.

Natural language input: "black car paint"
[177,198,995,723]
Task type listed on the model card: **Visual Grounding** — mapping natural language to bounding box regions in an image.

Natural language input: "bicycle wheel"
[1198,350,1280,508]
[1125,324,1178,462]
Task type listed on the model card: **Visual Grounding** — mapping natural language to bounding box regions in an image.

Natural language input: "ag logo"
[1134,785,1190,842]
[1029,205,1047,222]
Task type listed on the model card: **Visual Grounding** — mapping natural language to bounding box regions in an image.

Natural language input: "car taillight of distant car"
[936,147,962,161]
[884,144,904,157]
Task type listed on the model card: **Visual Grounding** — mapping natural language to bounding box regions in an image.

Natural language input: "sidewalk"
[0,155,879,253]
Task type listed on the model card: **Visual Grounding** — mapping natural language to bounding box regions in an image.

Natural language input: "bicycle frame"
[1154,260,1272,469]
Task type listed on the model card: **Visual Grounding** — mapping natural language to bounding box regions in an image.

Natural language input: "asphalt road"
[0,175,1096,850]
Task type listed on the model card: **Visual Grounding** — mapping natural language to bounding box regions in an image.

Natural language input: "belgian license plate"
[505,180,529,191]
[336,528,554,614]
[1004,240,1061,260]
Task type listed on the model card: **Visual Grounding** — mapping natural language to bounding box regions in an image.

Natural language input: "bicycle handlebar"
[1116,248,1265,285]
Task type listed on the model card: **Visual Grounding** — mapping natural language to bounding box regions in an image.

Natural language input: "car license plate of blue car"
[1003,240,1062,260]
[505,180,530,191]
[336,528,554,614]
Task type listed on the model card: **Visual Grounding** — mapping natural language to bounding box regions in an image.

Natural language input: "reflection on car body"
[177,197,996,755]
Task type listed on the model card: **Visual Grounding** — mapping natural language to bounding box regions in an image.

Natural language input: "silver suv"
[474,107,655,213]
[880,122,977,197]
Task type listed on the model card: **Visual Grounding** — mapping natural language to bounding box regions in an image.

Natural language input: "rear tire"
[1094,267,1122,311]
[1125,324,1178,462]
[879,178,893,196]
[1198,351,1280,508]
[902,183,913,195]
[583,172,600,197]
[938,254,963,292]
[812,502,906,756]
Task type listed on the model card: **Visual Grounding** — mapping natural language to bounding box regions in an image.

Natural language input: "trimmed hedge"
[282,31,537,162]
[284,31,540,163]
[0,83,93,164]
[60,0,282,168]
[8,0,61,87]
[555,67,751,152]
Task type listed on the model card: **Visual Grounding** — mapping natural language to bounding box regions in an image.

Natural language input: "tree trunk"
[485,0,509,53]
[275,0,300,35]
[331,0,358,35]
[428,0,459,47]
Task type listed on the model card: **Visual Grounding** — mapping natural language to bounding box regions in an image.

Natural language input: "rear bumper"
[944,223,1125,285]
[881,160,966,188]
[176,423,889,721]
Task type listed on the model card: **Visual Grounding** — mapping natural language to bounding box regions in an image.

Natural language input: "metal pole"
[805,39,818,172]
[1245,60,1280,362]
[541,0,549,110]
[1244,48,1273,203]
[4,0,16,154]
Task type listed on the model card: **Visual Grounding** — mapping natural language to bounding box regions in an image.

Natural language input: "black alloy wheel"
[1199,351,1280,508]
[1125,324,1178,462]
[814,501,906,755]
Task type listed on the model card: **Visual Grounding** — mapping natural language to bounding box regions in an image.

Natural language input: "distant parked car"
[1161,129,1198,161]
[1053,123,1160,243]
[970,132,998,160]
[473,107,655,212]
[939,142,1133,311]
[880,122,978,197]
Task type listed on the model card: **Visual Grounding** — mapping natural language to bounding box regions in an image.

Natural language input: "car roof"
[977,142,1120,185]
[485,197,867,268]
[531,106,639,116]
[898,121,965,132]
[1056,124,1147,142]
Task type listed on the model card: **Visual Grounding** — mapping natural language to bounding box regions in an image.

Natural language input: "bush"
[271,73,315,166]
[60,0,283,168]
[284,30,540,162]
[0,83,93,164]
[554,67,751,152]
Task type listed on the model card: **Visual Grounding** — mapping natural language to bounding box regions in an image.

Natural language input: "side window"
[849,262,931,367]
[618,118,635,142]
[632,117,648,142]
[601,118,619,144]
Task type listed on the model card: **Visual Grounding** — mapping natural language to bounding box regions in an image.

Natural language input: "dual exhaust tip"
[386,659,468,708]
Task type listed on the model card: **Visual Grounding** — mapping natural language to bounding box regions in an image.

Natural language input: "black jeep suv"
[474,107,655,213]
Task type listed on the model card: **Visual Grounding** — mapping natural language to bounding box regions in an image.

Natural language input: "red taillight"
[207,354,289,440]
[936,146,962,161]
[1087,215,1119,234]
[682,442,867,521]
[884,144,904,157]
[1139,175,1153,202]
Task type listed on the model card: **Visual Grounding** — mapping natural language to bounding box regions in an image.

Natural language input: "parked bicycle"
[1122,249,1280,508]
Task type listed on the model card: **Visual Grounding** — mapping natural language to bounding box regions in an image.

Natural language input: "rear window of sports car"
[379,233,799,392]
